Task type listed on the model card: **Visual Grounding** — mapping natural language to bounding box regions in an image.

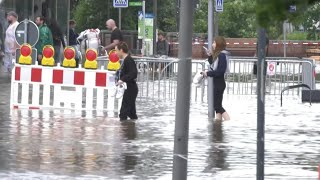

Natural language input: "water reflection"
[6,110,141,177]
[204,120,228,173]
[0,68,320,179]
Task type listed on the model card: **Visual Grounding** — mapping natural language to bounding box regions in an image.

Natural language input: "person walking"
[202,36,230,121]
[35,16,53,65]
[102,19,123,52]
[115,42,138,121]
[3,11,19,73]
[68,20,80,66]
[48,18,65,64]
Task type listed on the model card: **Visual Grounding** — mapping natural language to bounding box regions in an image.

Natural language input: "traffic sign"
[113,0,128,8]
[129,2,142,6]
[289,5,296,13]
[267,62,276,76]
[15,19,39,47]
[216,0,223,12]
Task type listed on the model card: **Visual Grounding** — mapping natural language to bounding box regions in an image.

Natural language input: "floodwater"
[0,66,320,180]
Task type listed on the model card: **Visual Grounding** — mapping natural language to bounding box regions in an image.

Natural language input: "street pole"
[215,12,219,37]
[153,0,157,55]
[119,8,122,30]
[176,0,180,32]
[66,0,70,46]
[142,0,146,56]
[283,21,286,57]
[172,0,194,179]
[207,0,214,119]
[257,27,266,180]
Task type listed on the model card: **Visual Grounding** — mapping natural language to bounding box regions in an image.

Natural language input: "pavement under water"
[0,66,319,179]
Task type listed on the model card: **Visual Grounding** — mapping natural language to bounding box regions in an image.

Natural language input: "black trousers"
[214,78,226,114]
[119,83,138,119]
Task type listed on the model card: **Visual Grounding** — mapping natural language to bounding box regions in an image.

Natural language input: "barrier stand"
[11,45,121,113]
[11,64,120,112]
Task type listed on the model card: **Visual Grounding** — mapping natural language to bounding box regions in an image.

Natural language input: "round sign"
[269,63,274,71]
[15,19,39,47]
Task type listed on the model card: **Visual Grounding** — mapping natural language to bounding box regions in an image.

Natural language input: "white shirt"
[5,21,19,54]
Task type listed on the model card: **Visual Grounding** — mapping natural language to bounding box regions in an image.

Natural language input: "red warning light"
[86,49,97,61]
[20,44,32,56]
[109,51,119,63]
[64,48,75,59]
[43,46,54,58]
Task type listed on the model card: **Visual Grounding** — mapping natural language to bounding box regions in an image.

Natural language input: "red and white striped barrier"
[10,64,121,112]
[169,41,320,46]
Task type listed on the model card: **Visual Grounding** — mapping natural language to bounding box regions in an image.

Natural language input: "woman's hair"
[212,36,226,60]
[48,18,63,38]
[116,41,129,53]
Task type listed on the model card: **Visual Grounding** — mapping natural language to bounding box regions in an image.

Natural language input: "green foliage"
[157,0,177,32]
[278,31,308,40]
[194,0,257,37]
[71,0,320,39]
[256,0,320,27]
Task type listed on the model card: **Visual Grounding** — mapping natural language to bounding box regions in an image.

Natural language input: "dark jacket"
[69,28,78,46]
[156,40,169,56]
[207,53,227,78]
[120,55,138,84]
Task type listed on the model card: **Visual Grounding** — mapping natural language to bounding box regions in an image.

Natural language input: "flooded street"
[0,67,320,179]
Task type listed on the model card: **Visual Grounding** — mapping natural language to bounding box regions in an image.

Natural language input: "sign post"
[216,0,223,12]
[113,0,129,30]
[129,1,142,6]
[14,19,39,64]
[138,11,154,56]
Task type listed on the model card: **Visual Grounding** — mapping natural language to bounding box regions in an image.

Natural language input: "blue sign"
[113,0,128,8]
[289,5,296,13]
[216,0,223,12]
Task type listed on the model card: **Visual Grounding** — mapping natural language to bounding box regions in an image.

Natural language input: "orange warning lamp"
[62,47,76,68]
[107,50,120,71]
[41,45,55,66]
[84,48,98,69]
[18,43,32,65]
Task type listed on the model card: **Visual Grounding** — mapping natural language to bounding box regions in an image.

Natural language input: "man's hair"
[158,31,165,37]
[37,16,46,23]
[116,41,129,53]
[7,11,18,19]
[69,20,76,26]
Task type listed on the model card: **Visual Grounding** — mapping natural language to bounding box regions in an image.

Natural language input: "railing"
[96,56,316,102]
[227,57,316,95]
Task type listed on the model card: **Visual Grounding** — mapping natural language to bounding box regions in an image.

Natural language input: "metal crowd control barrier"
[226,57,316,95]
[84,56,316,105]
[281,84,311,107]
[10,63,122,111]
[11,56,315,111]
[97,56,207,103]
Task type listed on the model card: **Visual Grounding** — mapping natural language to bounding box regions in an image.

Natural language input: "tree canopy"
[71,0,320,39]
